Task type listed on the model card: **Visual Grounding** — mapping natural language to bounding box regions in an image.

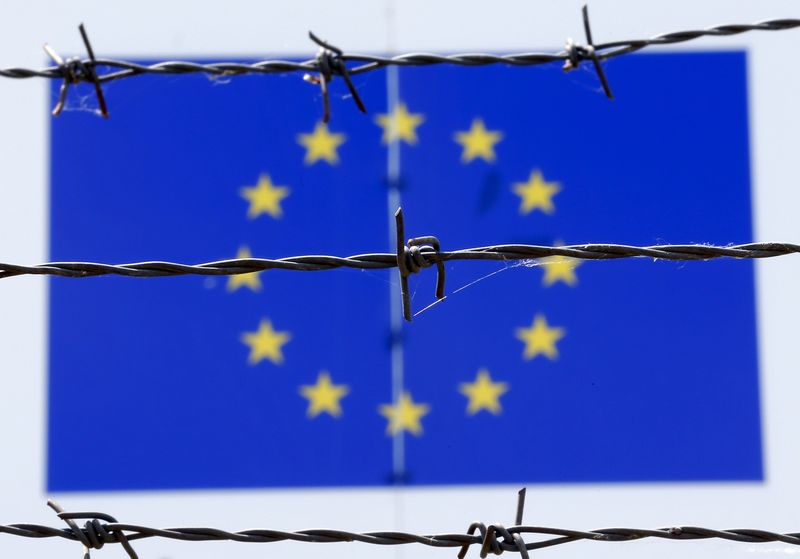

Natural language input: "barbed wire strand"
[4,490,800,559]
[1,10,794,559]
[2,208,798,320]
[2,7,799,120]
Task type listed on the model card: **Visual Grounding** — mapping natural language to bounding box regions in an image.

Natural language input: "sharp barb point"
[516,488,527,525]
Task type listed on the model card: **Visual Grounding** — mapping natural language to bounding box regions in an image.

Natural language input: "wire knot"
[315,46,345,83]
[459,522,504,558]
[563,38,595,71]
[562,5,613,99]
[43,24,108,117]
[458,490,530,559]
[58,56,94,85]
[80,519,116,550]
[305,31,367,123]
[47,500,138,559]
[458,521,526,558]
[394,208,446,321]
[403,243,437,274]
[482,525,529,558]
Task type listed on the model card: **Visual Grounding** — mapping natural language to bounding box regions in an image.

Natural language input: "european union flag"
[48,50,761,491]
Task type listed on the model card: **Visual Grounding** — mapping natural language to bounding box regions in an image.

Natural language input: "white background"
[1,1,799,558]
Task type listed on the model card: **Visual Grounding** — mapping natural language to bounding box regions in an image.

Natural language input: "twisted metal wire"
[5,493,800,559]
[1,7,798,118]
[3,207,798,320]
[4,17,798,81]
[4,242,797,278]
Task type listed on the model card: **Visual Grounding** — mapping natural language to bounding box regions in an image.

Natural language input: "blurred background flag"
[48,50,761,491]
[48,66,394,490]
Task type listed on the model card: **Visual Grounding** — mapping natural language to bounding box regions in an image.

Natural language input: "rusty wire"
[1,7,798,120]
[4,490,799,559]
[3,208,797,320]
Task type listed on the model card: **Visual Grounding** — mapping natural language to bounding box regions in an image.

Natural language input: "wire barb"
[394,207,446,321]
[563,5,613,99]
[458,488,531,559]
[46,500,138,559]
[515,488,526,526]
[306,31,367,123]
[43,23,108,118]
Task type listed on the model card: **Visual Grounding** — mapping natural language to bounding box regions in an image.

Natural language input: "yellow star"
[541,242,580,287]
[296,121,347,165]
[299,371,349,418]
[239,174,290,219]
[512,170,561,215]
[241,318,291,365]
[453,118,503,163]
[459,369,509,415]
[515,314,566,360]
[375,102,425,145]
[227,246,263,293]
[378,391,430,436]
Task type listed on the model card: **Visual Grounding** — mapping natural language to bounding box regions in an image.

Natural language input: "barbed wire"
[3,491,798,559]
[1,9,794,559]
[3,209,798,320]
[1,7,798,120]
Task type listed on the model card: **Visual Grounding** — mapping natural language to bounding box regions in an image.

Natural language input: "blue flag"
[48,51,761,491]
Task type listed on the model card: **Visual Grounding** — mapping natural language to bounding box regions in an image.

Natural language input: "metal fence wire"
[1,6,798,120]
[2,6,799,559]
[3,209,799,320]
[3,490,799,559]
